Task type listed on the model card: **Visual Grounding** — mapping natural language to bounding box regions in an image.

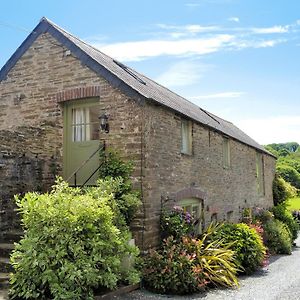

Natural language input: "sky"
[1,0,300,145]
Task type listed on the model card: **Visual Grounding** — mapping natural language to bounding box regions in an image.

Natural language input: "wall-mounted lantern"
[99,113,109,133]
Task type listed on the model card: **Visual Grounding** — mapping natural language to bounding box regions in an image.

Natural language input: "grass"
[287,197,300,211]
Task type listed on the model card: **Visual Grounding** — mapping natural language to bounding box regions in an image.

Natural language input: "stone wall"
[141,102,276,248]
[0,126,60,230]
[0,33,144,240]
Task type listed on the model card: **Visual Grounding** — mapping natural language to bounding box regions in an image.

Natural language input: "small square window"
[223,137,231,168]
[181,119,192,155]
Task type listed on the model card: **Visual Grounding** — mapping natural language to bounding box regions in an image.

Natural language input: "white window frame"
[223,137,231,168]
[181,119,192,155]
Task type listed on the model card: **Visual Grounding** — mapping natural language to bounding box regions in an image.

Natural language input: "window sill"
[223,165,231,170]
[181,151,193,156]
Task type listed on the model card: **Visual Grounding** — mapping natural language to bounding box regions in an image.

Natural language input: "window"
[179,199,202,233]
[256,152,265,195]
[181,119,192,154]
[71,106,99,142]
[226,211,233,222]
[211,213,218,223]
[223,137,231,168]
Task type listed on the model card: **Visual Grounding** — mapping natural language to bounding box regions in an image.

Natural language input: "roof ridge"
[42,18,219,118]
[43,18,114,60]
[0,17,275,157]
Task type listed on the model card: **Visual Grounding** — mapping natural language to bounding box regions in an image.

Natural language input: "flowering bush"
[160,206,194,239]
[255,207,295,254]
[143,224,239,295]
[143,236,206,295]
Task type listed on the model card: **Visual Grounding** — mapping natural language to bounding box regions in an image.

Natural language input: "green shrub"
[143,224,239,295]
[276,164,300,189]
[98,149,141,226]
[160,206,194,239]
[263,219,292,254]
[271,203,299,241]
[86,177,140,229]
[10,179,140,300]
[211,223,266,274]
[273,174,297,205]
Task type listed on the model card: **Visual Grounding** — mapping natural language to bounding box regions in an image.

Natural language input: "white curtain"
[72,108,88,142]
[85,108,90,141]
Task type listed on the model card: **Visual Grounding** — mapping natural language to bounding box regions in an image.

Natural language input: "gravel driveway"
[117,237,300,300]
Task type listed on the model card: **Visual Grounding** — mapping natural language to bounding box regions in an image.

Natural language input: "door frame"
[63,97,100,184]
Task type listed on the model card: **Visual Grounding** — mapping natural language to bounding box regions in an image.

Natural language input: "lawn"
[287,197,300,211]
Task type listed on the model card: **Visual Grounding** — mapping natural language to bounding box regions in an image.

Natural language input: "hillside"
[265,142,300,190]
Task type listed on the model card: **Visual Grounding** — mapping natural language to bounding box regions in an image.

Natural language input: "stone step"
[0,243,14,258]
[0,230,23,244]
[0,272,9,288]
[0,257,12,273]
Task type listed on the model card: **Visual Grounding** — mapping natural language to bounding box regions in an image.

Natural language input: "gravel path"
[117,237,300,300]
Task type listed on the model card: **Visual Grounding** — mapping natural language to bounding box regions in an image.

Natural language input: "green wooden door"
[63,99,100,186]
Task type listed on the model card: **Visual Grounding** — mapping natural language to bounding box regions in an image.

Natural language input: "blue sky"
[1,0,300,144]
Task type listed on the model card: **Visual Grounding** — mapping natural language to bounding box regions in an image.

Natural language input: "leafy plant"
[143,224,239,295]
[263,219,292,254]
[98,149,141,225]
[160,206,194,239]
[271,203,299,242]
[273,174,297,205]
[211,223,266,274]
[186,223,239,288]
[9,179,140,300]
[143,236,205,295]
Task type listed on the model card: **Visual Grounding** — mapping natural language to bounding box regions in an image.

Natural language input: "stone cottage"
[0,17,276,249]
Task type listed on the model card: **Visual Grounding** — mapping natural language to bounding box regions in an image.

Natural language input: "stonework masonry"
[141,103,276,247]
[0,32,276,249]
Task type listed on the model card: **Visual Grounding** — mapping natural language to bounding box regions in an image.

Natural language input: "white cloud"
[157,23,220,34]
[237,116,300,145]
[228,17,240,23]
[230,38,284,50]
[190,91,244,99]
[97,34,234,62]
[155,61,211,87]
[185,3,201,7]
[88,20,297,62]
[156,24,220,38]
[251,25,289,34]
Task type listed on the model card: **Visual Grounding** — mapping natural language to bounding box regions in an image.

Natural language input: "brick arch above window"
[170,187,207,202]
[56,86,101,103]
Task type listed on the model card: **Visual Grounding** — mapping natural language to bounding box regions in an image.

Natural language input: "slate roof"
[0,17,274,157]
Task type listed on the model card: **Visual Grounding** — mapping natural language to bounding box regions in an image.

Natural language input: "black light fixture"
[99,113,109,133]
